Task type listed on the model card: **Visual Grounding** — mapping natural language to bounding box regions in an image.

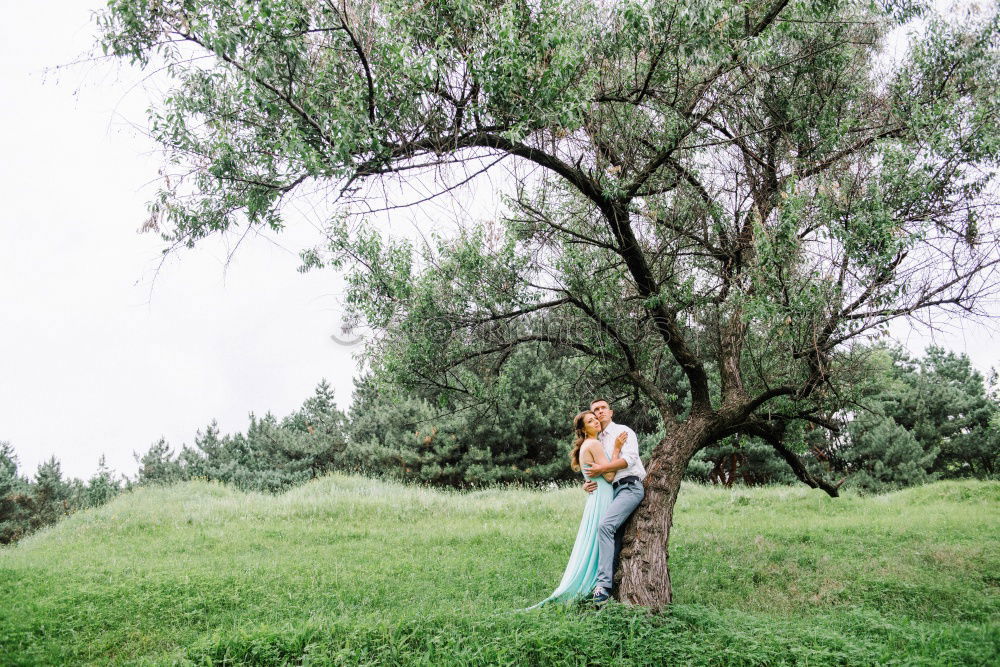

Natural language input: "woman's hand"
[613,431,628,455]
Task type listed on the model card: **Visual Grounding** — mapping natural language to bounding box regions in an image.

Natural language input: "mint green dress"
[531,472,614,607]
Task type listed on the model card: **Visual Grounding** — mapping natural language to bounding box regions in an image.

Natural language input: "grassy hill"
[1,476,997,665]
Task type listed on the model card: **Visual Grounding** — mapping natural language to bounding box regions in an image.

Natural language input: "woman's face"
[583,412,601,437]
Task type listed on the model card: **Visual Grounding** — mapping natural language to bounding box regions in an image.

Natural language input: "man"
[582,398,646,605]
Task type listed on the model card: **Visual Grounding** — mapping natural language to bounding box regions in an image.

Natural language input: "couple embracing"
[535,398,646,607]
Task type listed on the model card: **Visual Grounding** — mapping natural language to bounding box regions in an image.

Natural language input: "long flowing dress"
[531,473,614,607]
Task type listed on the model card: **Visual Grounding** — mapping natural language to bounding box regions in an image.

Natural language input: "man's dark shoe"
[592,587,610,605]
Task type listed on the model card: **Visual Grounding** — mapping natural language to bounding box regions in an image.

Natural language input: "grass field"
[1,476,997,665]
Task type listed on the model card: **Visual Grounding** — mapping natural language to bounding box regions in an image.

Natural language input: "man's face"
[590,401,613,429]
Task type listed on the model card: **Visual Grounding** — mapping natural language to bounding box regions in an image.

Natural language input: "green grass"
[1,477,997,665]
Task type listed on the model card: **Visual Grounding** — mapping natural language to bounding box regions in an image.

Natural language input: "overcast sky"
[1,2,997,482]
[1,2,361,480]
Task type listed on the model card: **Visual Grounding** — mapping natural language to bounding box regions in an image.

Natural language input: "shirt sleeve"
[620,427,641,469]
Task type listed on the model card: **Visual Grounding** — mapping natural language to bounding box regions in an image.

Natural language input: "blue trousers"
[594,481,644,591]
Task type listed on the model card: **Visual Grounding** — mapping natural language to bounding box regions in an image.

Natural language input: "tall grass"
[1,476,997,665]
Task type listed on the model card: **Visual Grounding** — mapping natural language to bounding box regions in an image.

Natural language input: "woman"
[532,410,626,607]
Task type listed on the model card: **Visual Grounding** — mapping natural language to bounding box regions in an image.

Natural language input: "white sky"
[1,2,997,483]
[1,3,359,481]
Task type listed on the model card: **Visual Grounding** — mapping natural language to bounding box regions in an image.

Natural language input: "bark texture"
[617,418,709,610]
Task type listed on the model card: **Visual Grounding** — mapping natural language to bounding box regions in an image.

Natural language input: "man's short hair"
[590,398,612,408]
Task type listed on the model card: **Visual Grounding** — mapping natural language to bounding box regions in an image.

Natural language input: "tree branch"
[329,0,376,124]
[744,419,842,497]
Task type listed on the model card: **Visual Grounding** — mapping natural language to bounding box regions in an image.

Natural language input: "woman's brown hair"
[569,410,596,472]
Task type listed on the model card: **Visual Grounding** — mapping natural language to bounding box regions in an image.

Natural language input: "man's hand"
[587,461,610,475]
[588,457,628,477]
[583,480,598,493]
[588,457,628,475]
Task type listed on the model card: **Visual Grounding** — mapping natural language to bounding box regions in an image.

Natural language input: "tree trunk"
[617,417,709,610]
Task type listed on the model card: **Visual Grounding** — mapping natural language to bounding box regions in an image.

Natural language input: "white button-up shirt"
[598,421,646,483]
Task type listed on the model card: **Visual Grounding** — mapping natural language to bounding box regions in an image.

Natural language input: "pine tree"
[843,412,939,493]
[864,346,999,479]
[0,442,32,544]
[177,421,223,480]
[280,380,349,479]
[0,442,20,498]
[33,457,71,526]
[135,438,184,485]
[85,455,122,507]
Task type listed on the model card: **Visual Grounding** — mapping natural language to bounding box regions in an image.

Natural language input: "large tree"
[98,0,1000,607]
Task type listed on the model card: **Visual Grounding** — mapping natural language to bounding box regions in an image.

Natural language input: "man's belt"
[612,475,640,490]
